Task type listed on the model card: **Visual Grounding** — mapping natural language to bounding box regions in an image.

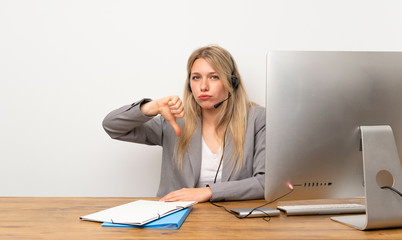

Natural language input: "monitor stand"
[331,125,402,230]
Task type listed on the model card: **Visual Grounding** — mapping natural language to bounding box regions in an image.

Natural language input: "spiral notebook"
[80,200,196,226]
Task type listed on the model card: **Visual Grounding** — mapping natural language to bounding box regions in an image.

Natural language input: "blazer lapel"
[184,126,236,184]
[221,132,235,182]
[186,126,202,187]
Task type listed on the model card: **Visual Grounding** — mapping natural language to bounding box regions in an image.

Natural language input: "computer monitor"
[264,51,402,207]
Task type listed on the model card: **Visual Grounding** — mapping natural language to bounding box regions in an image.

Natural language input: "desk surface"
[1,197,402,239]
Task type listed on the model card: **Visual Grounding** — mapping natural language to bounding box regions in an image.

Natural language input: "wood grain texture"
[0,197,401,239]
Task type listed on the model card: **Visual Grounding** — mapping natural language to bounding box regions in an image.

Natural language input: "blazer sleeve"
[102,98,164,146]
[208,106,266,201]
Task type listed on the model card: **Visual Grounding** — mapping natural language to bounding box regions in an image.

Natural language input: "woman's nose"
[200,78,209,91]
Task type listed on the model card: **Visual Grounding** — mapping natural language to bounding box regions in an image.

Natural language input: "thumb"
[168,119,181,137]
[158,96,182,136]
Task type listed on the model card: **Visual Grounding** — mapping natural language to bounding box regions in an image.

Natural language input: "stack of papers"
[80,200,196,229]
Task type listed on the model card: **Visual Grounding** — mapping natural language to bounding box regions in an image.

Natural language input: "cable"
[208,89,296,222]
[213,98,235,184]
[209,187,294,222]
[381,186,402,197]
[209,200,273,222]
[209,185,401,221]
[209,93,295,222]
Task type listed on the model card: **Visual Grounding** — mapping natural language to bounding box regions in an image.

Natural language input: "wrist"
[205,186,213,200]
[140,100,159,116]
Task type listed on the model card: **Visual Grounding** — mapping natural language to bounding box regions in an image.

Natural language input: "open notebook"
[101,207,191,229]
[80,200,197,226]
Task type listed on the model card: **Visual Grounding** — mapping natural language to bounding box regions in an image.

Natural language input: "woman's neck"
[201,108,220,126]
[201,108,224,153]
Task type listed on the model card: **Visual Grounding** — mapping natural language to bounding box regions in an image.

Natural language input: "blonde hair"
[175,45,252,172]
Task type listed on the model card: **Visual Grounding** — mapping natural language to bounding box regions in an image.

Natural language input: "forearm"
[208,174,265,201]
[102,98,155,139]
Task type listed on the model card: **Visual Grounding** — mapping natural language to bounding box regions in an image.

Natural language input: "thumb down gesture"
[140,95,184,136]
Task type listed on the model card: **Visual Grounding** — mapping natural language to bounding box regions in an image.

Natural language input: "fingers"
[157,95,184,137]
[160,189,187,202]
[159,188,212,202]
[168,96,184,118]
[160,191,177,202]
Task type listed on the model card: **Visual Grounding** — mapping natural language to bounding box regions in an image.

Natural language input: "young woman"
[102,45,265,202]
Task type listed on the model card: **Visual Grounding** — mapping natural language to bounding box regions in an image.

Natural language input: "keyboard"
[277,203,366,215]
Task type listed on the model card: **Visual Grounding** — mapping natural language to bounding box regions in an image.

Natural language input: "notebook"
[101,207,191,229]
[80,200,196,226]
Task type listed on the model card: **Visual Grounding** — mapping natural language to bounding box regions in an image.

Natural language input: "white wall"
[1,0,402,197]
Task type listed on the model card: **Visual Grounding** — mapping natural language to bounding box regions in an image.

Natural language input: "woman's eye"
[192,76,200,80]
[211,75,219,80]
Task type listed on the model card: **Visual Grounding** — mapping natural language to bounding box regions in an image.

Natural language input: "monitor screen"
[265,51,402,202]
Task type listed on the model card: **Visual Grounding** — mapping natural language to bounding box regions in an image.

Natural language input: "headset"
[188,57,240,93]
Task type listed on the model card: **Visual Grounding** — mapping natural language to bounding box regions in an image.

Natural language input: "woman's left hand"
[160,187,212,202]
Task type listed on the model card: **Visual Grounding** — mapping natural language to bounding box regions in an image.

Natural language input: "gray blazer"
[102,98,266,201]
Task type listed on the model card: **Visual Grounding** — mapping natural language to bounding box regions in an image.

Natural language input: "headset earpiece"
[231,76,239,90]
[230,57,239,90]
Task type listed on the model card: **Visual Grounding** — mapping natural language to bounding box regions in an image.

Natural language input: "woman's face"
[190,58,227,110]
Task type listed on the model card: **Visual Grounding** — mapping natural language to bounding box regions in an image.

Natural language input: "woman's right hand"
[140,96,184,136]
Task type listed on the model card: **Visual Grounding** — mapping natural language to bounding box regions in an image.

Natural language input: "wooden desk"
[1,197,402,239]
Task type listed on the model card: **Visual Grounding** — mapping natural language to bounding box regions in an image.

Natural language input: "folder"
[101,207,191,229]
[80,200,196,226]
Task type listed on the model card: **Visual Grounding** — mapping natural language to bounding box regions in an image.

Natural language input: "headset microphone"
[214,94,231,109]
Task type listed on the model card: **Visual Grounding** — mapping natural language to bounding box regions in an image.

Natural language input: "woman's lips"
[199,95,211,100]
